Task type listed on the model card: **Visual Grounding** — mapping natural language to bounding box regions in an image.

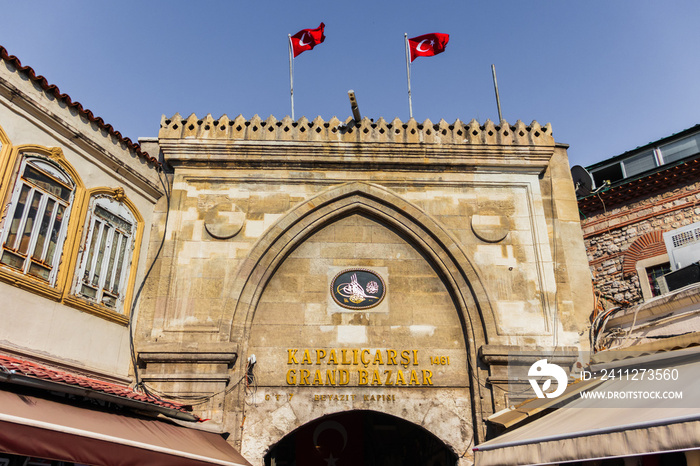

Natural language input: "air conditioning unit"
[658,262,700,293]
[664,222,700,271]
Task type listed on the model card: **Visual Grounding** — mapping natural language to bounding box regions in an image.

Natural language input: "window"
[659,132,700,164]
[73,195,136,311]
[646,262,671,297]
[0,156,75,284]
[622,149,657,178]
[591,163,623,188]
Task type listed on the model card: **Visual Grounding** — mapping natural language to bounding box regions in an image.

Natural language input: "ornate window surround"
[63,188,144,322]
[0,124,143,325]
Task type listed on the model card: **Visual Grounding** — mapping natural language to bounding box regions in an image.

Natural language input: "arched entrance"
[264,410,458,466]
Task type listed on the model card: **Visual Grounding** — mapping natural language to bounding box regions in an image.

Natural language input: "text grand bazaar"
[285,348,435,387]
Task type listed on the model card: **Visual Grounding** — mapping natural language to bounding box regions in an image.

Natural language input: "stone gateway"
[135,114,592,465]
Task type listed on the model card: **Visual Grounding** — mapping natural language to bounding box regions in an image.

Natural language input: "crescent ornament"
[416,39,430,52]
[298,32,310,46]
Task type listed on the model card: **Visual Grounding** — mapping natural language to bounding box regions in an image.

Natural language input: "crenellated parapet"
[159,113,554,146]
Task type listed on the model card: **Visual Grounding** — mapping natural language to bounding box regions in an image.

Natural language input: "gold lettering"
[353,349,359,365]
[341,349,351,365]
[301,350,312,365]
[422,369,433,386]
[387,349,397,365]
[328,349,338,365]
[395,370,407,385]
[316,349,326,364]
[339,369,350,385]
[361,349,371,366]
[358,369,369,385]
[373,349,384,365]
[286,369,297,385]
[299,369,311,385]
[400,350,411,366]
[384,370,394,386]
[370,370,381,385]
[326,370,336,386]
[412,349,419,365]
[288,349,299,365]
[314,394,320,401]
[364,395,369,401]
[409,369,419,385]
[313,370,323,386]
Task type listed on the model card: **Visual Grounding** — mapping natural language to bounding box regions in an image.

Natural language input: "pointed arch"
[263,410,459,465]
[223,181,495,344]
[222,182,497,441]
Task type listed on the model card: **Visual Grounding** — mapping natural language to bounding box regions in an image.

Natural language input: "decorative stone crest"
[331,268,386,310]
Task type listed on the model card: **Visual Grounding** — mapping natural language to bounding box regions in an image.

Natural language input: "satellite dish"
[571,165,593,197]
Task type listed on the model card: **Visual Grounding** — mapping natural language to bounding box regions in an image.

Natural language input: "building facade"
[0,45,162,381]
[579,125,700,306]
[135,113,593,464]
[0,46,248,466]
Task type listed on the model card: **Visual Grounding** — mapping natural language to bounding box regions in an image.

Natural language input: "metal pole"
[491,64,503,122]
[288,34,295,120]
[404,33,413,119]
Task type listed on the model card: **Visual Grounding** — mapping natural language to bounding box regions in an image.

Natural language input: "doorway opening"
[264,410,458,466]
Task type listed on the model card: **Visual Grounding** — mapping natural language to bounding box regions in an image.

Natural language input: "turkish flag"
[295,412,364,465]
[290,22,326,57]
[408,32,450,62]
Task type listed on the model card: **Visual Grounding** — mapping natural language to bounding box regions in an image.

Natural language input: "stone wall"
[582,181,700,304]
[136,114,592,465]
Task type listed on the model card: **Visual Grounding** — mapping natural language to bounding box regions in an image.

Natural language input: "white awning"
[474,351,700,465]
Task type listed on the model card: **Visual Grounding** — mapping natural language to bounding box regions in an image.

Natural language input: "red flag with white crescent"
[408,32,450,62]
[290,22,326,57]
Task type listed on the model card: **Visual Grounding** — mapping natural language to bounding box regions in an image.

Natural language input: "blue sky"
[2,1,699,168]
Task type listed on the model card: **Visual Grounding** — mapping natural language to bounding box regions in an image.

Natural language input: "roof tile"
[0,45,159,167]
[0,353,191,415]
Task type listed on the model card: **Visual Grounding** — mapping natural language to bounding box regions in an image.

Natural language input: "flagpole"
[491,64,503,122]
[404,33,413,119]
[288,34,295,120]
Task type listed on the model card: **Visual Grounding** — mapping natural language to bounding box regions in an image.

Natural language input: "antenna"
[570,165,593,197]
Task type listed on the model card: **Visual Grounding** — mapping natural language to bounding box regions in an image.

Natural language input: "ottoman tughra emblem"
[331,268,386,310]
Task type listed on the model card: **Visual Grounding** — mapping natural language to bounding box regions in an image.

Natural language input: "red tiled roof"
[578,156,700,216]
[0,353,191,415]
[0,45,159,167]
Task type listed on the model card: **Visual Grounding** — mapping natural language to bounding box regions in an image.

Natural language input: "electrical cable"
[128,166,171,398]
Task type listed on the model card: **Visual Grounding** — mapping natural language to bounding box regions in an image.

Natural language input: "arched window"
[623,231,670,300]
[73,195,137,311]
[0,156,75,284]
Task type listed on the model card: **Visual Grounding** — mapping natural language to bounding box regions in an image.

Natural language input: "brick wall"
[581,181,700,303]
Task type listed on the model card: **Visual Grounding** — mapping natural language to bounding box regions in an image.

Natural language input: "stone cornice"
[160,115,555,173]
[160,113,554,146]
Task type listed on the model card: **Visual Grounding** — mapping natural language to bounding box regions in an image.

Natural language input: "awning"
[0,390,251,466]
[474,350,700,465]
